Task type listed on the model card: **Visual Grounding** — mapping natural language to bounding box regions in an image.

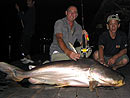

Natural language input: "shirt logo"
[116,45,120,48]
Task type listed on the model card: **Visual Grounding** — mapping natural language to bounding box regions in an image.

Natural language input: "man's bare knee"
[122,58,129,65]
[93,51,99,61]
[116,58,129,67]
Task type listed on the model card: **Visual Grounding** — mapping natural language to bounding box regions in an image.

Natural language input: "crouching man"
[93,14,129,70]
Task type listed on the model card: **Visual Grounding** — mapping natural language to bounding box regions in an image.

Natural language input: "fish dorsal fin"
[68,42,77,53]
[89,81,98,91]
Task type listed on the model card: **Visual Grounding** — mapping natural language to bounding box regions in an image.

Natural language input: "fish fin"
[0,62,24,82]
[5,69,24,82]
[89,81,98,91]
[12,69,24,81]
[68,42,77,53]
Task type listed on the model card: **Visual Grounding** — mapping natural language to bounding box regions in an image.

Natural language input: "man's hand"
[99,58,108,66]
[82,30,88,35]
[67,50,80,61]
[107,57,117,66]
[82,30,89,41]
[70,52,80,61]
[99,58,105,64]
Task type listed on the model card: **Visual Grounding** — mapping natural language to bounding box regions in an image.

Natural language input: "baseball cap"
[107,14,120,22]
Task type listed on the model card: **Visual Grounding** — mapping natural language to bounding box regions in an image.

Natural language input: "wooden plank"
[30,85,60,98]
[0,83,8,94]
[96,87,118,98]
[0,81,44,98]
[0,81,23,98]
[56,87,77,98]
[76,87,98,98]
[114,85,130,98]
[6,88,38,98]
[114,77,130,98]
[0,86,20,98]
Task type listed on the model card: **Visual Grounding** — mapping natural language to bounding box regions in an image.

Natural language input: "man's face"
[107,19,120,33]
[27,0,33,7]
[66,6,78,22]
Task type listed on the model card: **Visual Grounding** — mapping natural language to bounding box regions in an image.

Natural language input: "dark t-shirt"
[98,30,128,57]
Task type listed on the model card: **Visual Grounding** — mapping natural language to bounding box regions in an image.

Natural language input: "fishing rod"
[81,0,85,30]
[81,0,87,58]
[80,0,91,58]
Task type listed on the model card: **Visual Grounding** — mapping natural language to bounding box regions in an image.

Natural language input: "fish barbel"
[0,58,125,91]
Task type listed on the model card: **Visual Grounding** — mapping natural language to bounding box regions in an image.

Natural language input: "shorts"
[51,46,92,62]
[104,54,129,65]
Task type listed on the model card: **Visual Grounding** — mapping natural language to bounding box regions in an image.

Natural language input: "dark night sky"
[35,0,104,41]
[1,0,103,38]
[1,0,129,61]
[0,0,116,61]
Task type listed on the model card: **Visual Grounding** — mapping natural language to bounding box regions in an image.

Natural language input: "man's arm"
[98,45,106,65]
[99,45,104,59]
[107,48,127,66]
[111,48,127,70]
[112,48,127,60]
[56,33,71,56]
[56,33,80,61]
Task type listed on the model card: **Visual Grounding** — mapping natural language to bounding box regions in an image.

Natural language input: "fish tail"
[6,74,24,82]
[11,69,25,81]
[0,62,25,82]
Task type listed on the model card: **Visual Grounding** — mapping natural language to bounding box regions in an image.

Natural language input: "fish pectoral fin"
[89,81,98,91]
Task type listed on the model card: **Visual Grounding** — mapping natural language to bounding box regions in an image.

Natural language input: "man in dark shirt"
[93,14,129,70]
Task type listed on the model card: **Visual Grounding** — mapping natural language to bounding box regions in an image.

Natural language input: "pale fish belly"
[28,66,90,87]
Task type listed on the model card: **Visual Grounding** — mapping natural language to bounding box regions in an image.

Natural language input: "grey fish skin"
[0,58,125,91]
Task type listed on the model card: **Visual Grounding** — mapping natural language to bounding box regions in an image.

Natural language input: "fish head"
[90,64,125,87]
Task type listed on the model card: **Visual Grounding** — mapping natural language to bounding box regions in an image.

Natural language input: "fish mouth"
[99,78,125,87]
[113,80,125,87]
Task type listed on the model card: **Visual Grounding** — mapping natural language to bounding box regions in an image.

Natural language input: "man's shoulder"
[74,21,82,29]
[55,17,67,25]
[55,18,64,23]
